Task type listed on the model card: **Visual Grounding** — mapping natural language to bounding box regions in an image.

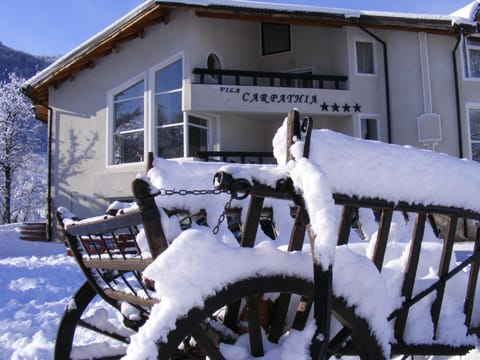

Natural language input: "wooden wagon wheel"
[54,281,138,360]
[156,274,385,359]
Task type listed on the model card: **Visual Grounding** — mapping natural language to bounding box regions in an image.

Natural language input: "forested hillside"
[0,41,55,81]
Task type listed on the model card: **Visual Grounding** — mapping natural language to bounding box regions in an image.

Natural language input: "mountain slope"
[0,42,55,82]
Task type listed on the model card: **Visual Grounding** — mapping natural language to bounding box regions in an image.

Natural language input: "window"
[109,56,209,164]
[155,59,184,158]
[207,53,221,80]
[188,116,208,157]
[464,36,480,78]
[355,40,375,75]
[262,23,291,55]
[360,118,379,140]
[112,79,144,164]
[469,106,480,161]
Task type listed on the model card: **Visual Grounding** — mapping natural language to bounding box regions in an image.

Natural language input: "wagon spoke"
[246,295,264,357]
[190,325,225,360]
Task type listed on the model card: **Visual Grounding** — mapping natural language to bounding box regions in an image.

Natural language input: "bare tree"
[0,72,40,223]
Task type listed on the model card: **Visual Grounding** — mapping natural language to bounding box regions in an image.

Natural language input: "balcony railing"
[196,151,275,164]
[193,68,348,90]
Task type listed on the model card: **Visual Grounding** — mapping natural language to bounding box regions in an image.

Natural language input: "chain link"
[152,188,227,197]
[150,186,233,235]
[212,196,233,235]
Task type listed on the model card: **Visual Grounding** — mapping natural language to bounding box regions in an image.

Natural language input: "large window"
[154,59,208,158]
[469,106,480,161]
[112,79,144,164]
[109,57,209,164]
[355,40,375,75]
[155,59,184,158]
[464,36,480,78]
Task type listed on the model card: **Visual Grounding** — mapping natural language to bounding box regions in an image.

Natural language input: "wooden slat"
[82,257,152,271]
[431,215,458,338]
[65,211,142,236]
[394,212,426,341]
[337,206,356,245]
[371,209,393,271]
[268,206,309,342]
[103,288,158,308]
[464,224,480,330]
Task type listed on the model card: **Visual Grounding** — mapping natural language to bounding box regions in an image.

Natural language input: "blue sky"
[0,0,474,56]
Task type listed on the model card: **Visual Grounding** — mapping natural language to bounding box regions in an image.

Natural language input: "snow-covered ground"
[2,120,480,359]
[0,223,478,359]
[0,224,83,359]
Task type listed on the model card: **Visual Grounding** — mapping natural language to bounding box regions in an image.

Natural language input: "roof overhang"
[24,0,479,122]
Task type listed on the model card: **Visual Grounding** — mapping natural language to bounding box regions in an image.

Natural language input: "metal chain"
[212,196,234,235]
[149,186,233,235]
[151,188,227,197]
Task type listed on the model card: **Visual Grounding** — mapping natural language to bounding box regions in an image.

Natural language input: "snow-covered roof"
[24,0,480,118]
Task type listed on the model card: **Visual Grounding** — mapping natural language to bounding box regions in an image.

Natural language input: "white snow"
[3,119,480,358]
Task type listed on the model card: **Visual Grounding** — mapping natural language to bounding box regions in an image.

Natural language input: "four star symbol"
[317,102,362,113]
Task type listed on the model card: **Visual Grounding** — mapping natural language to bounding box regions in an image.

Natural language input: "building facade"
[25,0,480,239]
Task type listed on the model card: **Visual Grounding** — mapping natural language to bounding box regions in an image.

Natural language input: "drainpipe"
[452,32,464,158]
[32,103,53,241]
[357,25,392,143]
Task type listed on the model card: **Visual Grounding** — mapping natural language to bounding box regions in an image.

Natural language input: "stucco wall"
[47,8,471,228]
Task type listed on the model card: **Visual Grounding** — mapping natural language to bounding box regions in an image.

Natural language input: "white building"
[24,0,480,239]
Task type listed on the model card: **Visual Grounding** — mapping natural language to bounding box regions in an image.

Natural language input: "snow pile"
[0,224,84,359]
[120,118,480,358]
[273,120,480,212]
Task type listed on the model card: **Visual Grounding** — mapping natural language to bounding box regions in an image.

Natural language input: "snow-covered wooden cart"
[56,110,479,359]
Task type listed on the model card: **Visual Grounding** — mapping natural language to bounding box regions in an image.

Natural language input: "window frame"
[106,73,147,167]
[355,114,380,141]
[463,35,480,79]
[261,22,292,56]
[467,103,480,161]
[354,37,377,76]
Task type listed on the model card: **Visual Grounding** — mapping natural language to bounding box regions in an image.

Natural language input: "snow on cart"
[57,110,479,359]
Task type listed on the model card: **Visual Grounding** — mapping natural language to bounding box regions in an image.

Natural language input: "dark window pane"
[468,49,480,77]
[467,37,480,46]
[262,23,291,55]
[113,131,144,164]
[114,80,144,102]
[156,92,182,126]
[188,125,207,157]
[472,142,480,162]
[361,118,378,140]
[189,115,207,127]
[470,108,480,141]
[155,60,182,92]
[114,98,144,132]
[356,42,374,74]
[157,126,184,158]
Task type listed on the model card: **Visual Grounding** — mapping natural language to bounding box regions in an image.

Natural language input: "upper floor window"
[355,40,376,75]
[464,36,480,78]
[112,79,144,165]
[262,23,291,55]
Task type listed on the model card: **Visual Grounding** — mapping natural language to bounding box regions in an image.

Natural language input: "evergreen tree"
[0,72,41,223]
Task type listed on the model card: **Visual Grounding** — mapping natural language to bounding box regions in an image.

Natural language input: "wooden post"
[132,178,168,259]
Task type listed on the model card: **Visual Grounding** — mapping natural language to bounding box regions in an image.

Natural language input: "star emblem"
[331,103,339,112]
[342,103,351,112]
[353,103,362,112]
[321,102,329,111]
